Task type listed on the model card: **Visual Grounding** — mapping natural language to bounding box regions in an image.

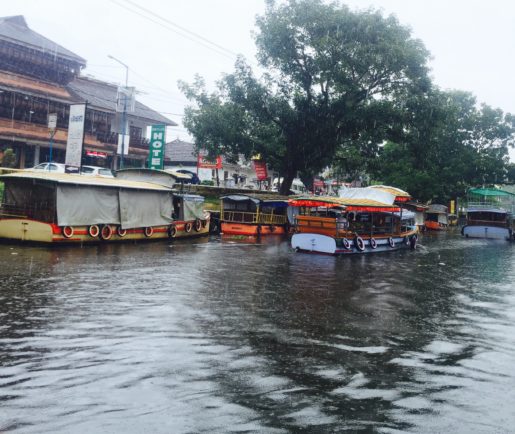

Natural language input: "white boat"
[461,188,514,241]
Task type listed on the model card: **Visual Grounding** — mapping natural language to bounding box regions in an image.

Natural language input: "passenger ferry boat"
[462,188,515,240]
[290,189,419,255]
[0,170,209,244]
[220,194,290,236]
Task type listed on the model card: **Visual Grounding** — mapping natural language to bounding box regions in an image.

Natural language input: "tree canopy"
[180,0,430,194]
[180,0,514,199]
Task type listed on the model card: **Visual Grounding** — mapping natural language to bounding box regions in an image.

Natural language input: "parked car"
[175,169,200,184]
[80,165,114,178]
[29,162,66,173]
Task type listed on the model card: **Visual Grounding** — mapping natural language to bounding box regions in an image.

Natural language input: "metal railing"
[222,210,287,225]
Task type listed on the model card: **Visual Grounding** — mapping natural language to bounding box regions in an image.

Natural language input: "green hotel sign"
[148,125,166,170]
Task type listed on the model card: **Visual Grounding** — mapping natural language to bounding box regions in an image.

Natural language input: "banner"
[117,133,130,155]
[253,160,268,181]
[197,155,222,169]
[65,103,86,173]
[148,125,166,170]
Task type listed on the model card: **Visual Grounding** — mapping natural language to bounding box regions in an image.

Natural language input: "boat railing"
[222,210,287,225]
[0,203,55,222]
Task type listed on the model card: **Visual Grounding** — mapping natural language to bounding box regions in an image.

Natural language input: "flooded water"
[1,232,514,433]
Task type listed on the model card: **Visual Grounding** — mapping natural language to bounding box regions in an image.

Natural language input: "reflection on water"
[1,232,515,433]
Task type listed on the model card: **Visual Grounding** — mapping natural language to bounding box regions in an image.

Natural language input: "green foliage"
[200,180,215,186]
[1,148,16,168]
[372,89,515,202]
[180,0,430,194]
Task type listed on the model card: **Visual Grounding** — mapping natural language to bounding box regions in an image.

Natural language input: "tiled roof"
[0,16,86,65]
[0,70,72,101]
[165,138,197,162]
[67,77,176,126]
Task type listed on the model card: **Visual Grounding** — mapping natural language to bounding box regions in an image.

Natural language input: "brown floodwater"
[0,232,514,433]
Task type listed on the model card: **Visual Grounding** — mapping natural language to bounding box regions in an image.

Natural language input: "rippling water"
[1,232,515,433]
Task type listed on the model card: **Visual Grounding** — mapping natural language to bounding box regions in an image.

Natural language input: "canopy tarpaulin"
[339,187,395,205]
[469,188,515,197]
[181,195,205,220]
[56,185,120,226]
[119,189,173,229]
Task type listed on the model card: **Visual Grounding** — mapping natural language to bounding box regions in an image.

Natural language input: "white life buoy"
[117,227,127,237]
[355,236,365,252]
[369,237,377,249]
[168,224,177,238]
[194,218,202,232]
[88,225,100,238]
[388,237,395,248]
[144,227,154,237]
[342,238,351,249]
[100,225,113,241]
[62,226,74,238]
[185,222,192,233]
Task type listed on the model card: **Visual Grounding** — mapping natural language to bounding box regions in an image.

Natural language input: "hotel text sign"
[65,104,86,173]
[148,125,166,170]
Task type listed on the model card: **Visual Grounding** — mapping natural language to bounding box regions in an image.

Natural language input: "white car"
[80,165,114,178]
[29,162,66,173]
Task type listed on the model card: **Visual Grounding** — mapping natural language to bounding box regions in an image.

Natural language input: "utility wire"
[108,0,237,60]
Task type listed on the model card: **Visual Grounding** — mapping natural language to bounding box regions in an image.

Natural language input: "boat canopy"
[289,196,400,212]
[427,204,448,214]
[1,172,174,229]
[221,194,290,208]
[368,185,411,202]
[338,186,396,205]
[469,188,515,197]
[115,168,188,188]
[174,194,205,220]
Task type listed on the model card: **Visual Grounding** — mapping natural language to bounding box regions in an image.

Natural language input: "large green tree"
[372,88,515,202]
[180,0,430,194]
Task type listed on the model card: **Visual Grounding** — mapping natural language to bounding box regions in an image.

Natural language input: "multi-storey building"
[0,15,175,169]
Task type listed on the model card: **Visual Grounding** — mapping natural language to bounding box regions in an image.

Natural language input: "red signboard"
[86,150,107,158]
[197,155,222,169]
[253,160,268,181]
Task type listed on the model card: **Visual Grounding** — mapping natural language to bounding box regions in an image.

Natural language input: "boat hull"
[292,230,418,255]
[221,222,286,236]
[462,225,513,240]
[425,220,446,231]
[0,217,210,244]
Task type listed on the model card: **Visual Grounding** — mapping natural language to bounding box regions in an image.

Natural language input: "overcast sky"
[4,0,515,158]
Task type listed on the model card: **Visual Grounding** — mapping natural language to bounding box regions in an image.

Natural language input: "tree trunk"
[279,168,296,195]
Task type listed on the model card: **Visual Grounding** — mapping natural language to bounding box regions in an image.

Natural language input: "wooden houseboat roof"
[220,193,291,204]
[1,171,173,192]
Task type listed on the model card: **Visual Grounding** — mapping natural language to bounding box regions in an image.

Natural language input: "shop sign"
[148,125,166,170]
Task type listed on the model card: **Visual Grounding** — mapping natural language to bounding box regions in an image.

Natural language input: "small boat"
[462,188,515,240]
[424,204,448,231]
[0,170,209,244]
[290,190,419,255]
[219,194,290,236]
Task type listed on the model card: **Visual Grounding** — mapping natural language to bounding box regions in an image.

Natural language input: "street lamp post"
[108,54,129,170]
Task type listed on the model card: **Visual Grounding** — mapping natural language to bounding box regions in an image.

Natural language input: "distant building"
[0,15,175,169]
[164,138,257,187]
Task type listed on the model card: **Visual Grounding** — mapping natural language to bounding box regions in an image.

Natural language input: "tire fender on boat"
[369,237,377,249]
[88,225,100,238]
[185,222,192,233]
[62,226,74,238]
[388,237,395,248]
[342,238,351,249]
[194,218,202,232]
[355,236,365,252]
[144,227,154,237]
[168,224,177,238]
[100,225,113,241]
[117,226,127,237]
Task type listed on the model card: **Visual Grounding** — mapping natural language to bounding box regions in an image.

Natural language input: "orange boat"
[220,194,290,236]
[424,204,448,231]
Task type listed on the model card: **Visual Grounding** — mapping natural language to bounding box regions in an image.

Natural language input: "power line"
[108,0,237,60]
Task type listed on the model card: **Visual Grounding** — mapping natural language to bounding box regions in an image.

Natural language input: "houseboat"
[425,204,448,231]
[219,194,290,236]
[0,171,209,244]
[290,190,419,255]
[461,188,515,240]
